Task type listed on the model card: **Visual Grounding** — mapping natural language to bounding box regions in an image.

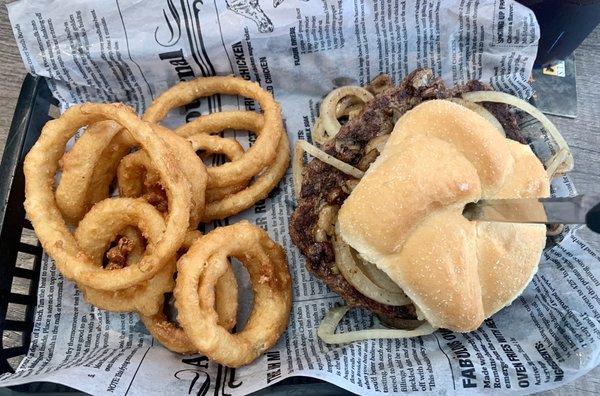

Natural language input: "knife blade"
[462,195,600,233]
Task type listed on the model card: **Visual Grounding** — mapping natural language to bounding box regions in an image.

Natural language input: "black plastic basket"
[0,75,56,375]
[0,75,348,395]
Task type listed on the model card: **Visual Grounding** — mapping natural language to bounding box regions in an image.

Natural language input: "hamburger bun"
[338,99,550,332]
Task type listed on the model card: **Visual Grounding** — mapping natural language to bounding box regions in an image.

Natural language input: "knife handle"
[586,202,600,234]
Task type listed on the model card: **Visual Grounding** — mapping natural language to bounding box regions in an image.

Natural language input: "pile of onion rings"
[24,76,292,367]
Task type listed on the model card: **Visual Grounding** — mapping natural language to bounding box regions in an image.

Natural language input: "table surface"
[1,1,599,394]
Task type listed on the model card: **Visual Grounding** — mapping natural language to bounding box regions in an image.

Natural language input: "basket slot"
[3,346,28,359]
[3,321,27,332]
[2,331,23,349]
[15,251,36,271]
[10,277,31,296]
[18,243,41,256]
[12,268,35,280]
[19,228,37,246]
[5,303,27,321]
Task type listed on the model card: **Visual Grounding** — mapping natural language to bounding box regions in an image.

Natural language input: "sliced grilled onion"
[449,98,505,136]
[352,249,403,294]
[292,142,304,200]
[320,86,374,140]
[365,134,390,154]
[297,140,365,179]
[310,118,328,146]
[315,205,338,242]
[462,91,573,176]
[333,226,410,307]
[336,96,365,118]
[312,98,366,146]
[317,305,436,344]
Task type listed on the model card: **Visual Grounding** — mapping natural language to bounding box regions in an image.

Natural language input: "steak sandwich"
[290,69,550,337]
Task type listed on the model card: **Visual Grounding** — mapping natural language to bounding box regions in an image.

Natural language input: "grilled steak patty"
[290,68,523,323]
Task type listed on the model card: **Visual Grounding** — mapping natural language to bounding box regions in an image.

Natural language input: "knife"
[462,195,600,233]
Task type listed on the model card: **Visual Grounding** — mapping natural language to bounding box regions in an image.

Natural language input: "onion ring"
[188,133,246,158]
[24,103,191,291]
[88,133,132,201]
[186,133,249,203]
[116,227,145,267]
[320,86,373,140]
[175,111,289,206]
[141,308,197,354]
[174,110,259,139]
[140,231,239,354]
[176,111,270,189]
[318,305,436,344]
[174,221,291,367]
[55,120,123,224]
[205,184,247,204]
[144,77,284,188]
[118,130,248,207]
[202,132,290,221]
[205,185,243,204]
[75,198,175,316]
[117,124,207,228]
[117,111,288,221]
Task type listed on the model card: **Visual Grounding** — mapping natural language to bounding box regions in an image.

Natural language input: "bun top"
[337,99,549,332]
